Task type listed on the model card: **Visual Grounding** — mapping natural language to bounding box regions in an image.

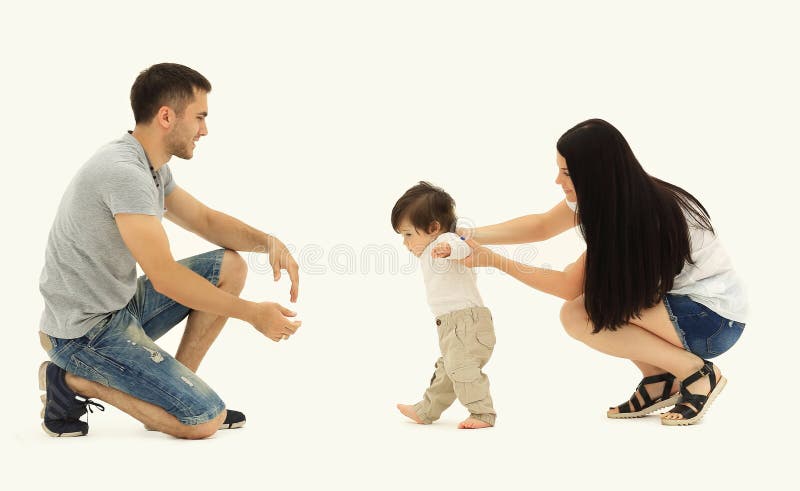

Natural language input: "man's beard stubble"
[166,130,193,160]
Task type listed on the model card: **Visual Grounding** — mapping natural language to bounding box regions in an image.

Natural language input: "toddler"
[391,181,496,429]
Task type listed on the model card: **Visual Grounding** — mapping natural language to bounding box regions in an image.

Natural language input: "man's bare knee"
[219,250,247,294]
[179,421,218,440]
[175,410,226,440]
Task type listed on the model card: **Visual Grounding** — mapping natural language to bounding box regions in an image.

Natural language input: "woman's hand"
[455,227,473,240]
[459,238,499,269]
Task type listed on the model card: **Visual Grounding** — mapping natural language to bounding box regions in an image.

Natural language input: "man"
[38,63,301,439]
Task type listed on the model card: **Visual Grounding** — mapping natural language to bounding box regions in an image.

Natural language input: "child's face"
[397,218,440,257]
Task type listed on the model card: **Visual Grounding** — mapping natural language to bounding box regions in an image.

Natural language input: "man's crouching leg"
[65,371,226,439]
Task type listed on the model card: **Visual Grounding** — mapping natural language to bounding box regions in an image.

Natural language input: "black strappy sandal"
[607,372,681,419]
[662,360,727,426]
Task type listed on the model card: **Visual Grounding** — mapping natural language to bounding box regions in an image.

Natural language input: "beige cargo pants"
[413,306,496,425]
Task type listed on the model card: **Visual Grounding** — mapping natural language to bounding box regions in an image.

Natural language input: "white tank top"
[564,199,748,322]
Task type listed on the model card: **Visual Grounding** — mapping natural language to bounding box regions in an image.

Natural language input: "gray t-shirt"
[39,133,176,338]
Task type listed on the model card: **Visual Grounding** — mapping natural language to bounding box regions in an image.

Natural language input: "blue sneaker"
[38,361,105,437]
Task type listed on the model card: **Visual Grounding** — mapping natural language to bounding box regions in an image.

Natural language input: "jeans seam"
[141,299,179,326]
[663,296,690,351]
[48,337,74,360]
[705,318,728,356]
[86,345,128,373]
[69,354,110,386]
[210,249,224,286]
[140,250,223,325]
[180,403,226,426]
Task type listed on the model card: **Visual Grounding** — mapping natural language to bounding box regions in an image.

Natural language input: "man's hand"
[249,302,302,342]
[267,236,300,303]
[431,242,452,259]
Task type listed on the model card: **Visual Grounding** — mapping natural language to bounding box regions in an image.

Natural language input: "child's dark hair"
[391,181,457,234]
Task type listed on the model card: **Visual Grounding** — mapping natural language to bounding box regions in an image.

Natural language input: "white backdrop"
[2,1,796,490]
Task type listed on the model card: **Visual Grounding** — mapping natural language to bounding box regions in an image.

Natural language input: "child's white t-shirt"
[420,232,485,317]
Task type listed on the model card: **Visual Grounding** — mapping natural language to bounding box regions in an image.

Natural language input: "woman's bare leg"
[560,296,720,420]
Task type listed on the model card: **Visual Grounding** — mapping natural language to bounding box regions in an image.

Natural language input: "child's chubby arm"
[431,232,471,260]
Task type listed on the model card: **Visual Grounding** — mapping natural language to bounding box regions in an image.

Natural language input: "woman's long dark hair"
[557,119,713,333]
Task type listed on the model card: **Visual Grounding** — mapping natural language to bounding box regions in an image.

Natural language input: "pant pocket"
[69,354,111,387]
[450,366,487,404]
[84,316,113,346]
[476,323,496,349]
[40,332,73,361]
[707,320,745,356]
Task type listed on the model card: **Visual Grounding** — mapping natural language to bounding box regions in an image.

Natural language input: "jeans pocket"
[84,316,113,346]
[707,320,745,356]
[69,354,110,386]
[39,331,74,360]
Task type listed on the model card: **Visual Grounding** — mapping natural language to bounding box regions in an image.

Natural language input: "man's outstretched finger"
[278,304,297,317]
[288,266,300,302]
[281,319,302,335]
[271,258,282,281]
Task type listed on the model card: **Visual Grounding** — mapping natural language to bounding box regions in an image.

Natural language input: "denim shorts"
[663,294,745,359]
[41,249,227,425]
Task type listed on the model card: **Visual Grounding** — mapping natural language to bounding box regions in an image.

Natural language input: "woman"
[461,119,747,425]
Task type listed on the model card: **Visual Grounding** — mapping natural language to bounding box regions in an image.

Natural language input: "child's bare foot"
[458,417,492,429]
[396,404,424,424]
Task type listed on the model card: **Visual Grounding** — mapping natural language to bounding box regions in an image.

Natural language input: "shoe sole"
[38,361,86,437]
[219,420,246,430]
[607,393,682,419]
[144,417,246,432]
[662,376,727,426]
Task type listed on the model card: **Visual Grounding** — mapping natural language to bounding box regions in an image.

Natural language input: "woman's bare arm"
[462,238,585,300]
[465,200,577,245]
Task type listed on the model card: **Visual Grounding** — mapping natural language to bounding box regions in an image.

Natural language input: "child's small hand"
[431,242,452,258]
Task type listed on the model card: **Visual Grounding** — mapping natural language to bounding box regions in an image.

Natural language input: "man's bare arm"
[164,186,300,302]
[165,186,267,251]
[116,212,256,320]
[114,213,300,340]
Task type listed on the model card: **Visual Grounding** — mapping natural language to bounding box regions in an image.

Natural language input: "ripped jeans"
[40,249,226,425]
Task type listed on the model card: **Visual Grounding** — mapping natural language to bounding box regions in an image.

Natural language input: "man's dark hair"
[391,181,457,234]
[130,63,212,124]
